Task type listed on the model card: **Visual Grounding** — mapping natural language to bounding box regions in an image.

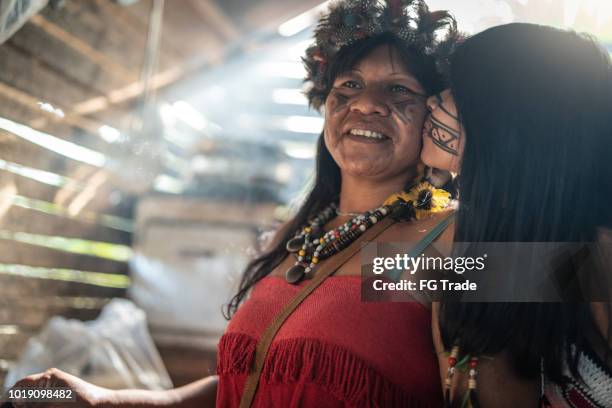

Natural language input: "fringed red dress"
[216,276,442,407]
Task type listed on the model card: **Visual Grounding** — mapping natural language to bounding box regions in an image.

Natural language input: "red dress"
[216,276,442,407]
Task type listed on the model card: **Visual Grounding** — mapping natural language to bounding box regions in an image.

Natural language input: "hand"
[6,368,112,408]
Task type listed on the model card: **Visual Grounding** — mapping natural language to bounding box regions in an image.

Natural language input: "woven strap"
[238,216,397,408]
[388,212,455,281]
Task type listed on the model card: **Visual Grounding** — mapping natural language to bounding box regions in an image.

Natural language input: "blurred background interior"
[0,0,611,391]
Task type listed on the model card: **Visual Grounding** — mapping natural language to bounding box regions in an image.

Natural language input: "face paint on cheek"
[426,115,460,156]
[328,91,349,115]
[390,101,418,124]
[435,93,460,121]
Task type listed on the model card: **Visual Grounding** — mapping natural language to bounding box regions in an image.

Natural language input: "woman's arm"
[104,375,218,408]
[431,303,539,407]
[10,368,218,408]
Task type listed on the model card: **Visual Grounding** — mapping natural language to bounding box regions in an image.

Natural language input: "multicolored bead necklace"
[284,180,453,284]
[284,201,393,284]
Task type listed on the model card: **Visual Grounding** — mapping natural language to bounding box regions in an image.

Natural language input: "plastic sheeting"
[4,299,173,391]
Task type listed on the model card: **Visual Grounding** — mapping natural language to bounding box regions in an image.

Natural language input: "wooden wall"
[0,0,165,388]
[0,0,318,389]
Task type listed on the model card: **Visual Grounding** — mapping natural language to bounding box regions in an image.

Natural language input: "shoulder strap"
[408,212,455,258]
[238,216,397,408]
[388,212,455,281]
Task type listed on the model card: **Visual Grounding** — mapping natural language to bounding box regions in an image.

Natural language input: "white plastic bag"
[0,0,48,44]
[4,299,173,391]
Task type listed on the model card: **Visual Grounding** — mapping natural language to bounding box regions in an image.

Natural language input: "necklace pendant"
[286,263,307,284]
[286,236,305,253]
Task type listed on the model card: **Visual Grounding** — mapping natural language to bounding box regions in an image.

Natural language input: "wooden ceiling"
[0,1,324,387]
[1,0,321,138]
[0,0,323,216]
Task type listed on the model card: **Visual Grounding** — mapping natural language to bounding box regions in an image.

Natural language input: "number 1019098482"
[4,387,75,403]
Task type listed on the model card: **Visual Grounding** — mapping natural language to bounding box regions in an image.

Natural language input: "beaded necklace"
[284,180,452,284]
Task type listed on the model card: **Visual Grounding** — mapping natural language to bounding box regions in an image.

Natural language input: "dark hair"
[439,23,612,382]
[224,32,448,318]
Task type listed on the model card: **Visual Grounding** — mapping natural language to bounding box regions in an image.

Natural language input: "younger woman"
[421,23,612,407]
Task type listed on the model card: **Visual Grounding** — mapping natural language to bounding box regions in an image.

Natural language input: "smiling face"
[421,89,464,173]
[323,45,428,182]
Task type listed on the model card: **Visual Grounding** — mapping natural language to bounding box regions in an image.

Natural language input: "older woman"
[9,1,459,407]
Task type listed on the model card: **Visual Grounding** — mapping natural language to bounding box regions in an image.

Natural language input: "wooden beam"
[0,239,128,275]
[0,43,101,108]
[0,299,106,330]
[93,0,187,63]
[8,22,122,97]
[71,52,218,116]
[0,81,104,136]
[187,0,241,41]
[2,206,132,245]
[118,0,202,61]
[1,274,126,299]
[0,129,100,181]
[28,14,137,83]
[26,52,217,130]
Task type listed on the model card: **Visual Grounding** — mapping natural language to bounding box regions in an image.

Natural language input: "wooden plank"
[0,127,113,186]
[8,23,124,93]
[0,93,114,156]
[3,31,109,98]
[28,14,137,83]
[92,0,186,69]
[0,128,72,180]
[0,43,99,108]
[0,240,128,275]
[1,206,132,245]
[0,88,43,132]
[121,0,203,61]
[11,175,76,203]
[0,146,126,230]
[1,293,113,310]
[6,0,214,130]
[0,298,109,330]
[0,181,134,237]
[0,162,132,244]
[68,59,208,117]
[0,132,121,223]
[42,1,145,74]
[0,42,126,142]
[0,80,102,136]
[56,0,190,74]
[0,275,126,299]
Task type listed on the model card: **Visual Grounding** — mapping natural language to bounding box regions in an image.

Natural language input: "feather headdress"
[303,0,462,110]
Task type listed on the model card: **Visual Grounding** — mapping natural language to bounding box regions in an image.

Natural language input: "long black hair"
[439,23,612,382]
[224,28,453,318]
